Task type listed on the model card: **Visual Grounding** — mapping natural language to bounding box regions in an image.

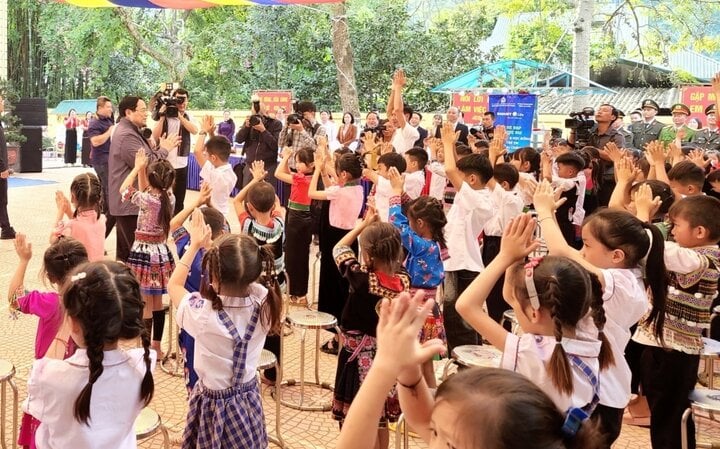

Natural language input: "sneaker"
[0,228,16,240]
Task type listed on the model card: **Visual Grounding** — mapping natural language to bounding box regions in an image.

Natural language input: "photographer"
[278,100,325,170]
[151,87,197,215]
[235,100,282,188]
[569,103,625,207]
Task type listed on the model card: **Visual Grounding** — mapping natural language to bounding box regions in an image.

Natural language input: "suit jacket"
[413,126,428,148]
[434,122,468,145]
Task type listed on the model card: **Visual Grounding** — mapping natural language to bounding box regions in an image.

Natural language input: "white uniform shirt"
[427,162,447,201]
[391,123,420,156]
[26,348,156,449]
[483,184,524,237]
[443,182,494,272]
[404,170,426,200]
[199,160,238,216]
[177,283,269,389]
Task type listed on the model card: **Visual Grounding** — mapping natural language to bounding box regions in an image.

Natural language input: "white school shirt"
[199,160,238,216]
[502,333,601,412]
[483,184,525,237]
[391,123,420,155]
[165,116,191,169]
[551,174,586,226]
[443,182,494,272]
[374,176,394,222]
[517,172,537,206]
[26,348,156,449]
[427,162,447,201]
[177,283,269,389]
[577,268,649,408]
[404,170,426,199]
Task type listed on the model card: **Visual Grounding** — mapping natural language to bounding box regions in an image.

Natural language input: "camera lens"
[175,96,186,104]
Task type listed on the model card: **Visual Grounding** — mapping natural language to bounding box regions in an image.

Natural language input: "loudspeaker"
[13,98,48,127]
[19,126,43,173]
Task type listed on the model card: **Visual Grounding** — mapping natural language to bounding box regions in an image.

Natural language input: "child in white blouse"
[457,214,611,414]
[25,261,155,449]
[168,210,283,448]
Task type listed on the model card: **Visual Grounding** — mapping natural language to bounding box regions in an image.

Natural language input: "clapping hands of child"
[440,121,459,147]
[387,167,404,195]
[159,133,181,151]
[375,291,445,384]
[632,183,661,223]
[196,182,212,207]
[615,156,639,184]
[497,214,540,265]
[201,115,215,134]
[250,160,267,181]
[188,208,212,250]
[134,149,148,170]
[533,180,566,215]
[55,191,72,217]
[14,233,32,262]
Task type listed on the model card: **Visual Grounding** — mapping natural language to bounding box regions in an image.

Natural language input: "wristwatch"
[199,131,207,136]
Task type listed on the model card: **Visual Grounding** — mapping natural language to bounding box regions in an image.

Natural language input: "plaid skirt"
[182,380,267,449]
[410,287,448,346]
[126,237,175,296]
[332,331,400,424]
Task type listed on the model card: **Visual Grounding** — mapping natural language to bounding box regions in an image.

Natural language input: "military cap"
[706,104,717,115]
[617,109,626,118]
[670,103,691,115]
[641,99,659,111]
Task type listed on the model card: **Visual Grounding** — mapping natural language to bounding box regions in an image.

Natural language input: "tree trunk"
[330,2,359,118]
[571,0,594,111]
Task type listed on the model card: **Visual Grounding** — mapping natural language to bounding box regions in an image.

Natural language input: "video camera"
[248,94,263,127]
[565,107,595,149]
[151,82,181,121]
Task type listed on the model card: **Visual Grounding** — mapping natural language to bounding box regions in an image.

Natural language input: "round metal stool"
[278,309,341,411]
[500,309,521,335]
[135,407,170,448]
[160,301,182,377]
[681,389,720,449]
[257,349,287,448]
[441,345,502,381]
[0,360,18,449]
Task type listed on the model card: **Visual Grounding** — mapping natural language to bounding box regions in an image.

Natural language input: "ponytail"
[201,245,224,311]
[545,277,575,395]
[74,338,104,424]
[640,223,668,344]
[259,244,283,334]
[588,272,615,370]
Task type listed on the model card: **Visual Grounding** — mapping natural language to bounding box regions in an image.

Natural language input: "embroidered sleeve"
[121,185,139,204]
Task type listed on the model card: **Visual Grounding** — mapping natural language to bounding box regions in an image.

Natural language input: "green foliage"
[0,80,27,144]
[504,17,572,65]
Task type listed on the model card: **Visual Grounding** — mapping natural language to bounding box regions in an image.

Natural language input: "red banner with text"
[253,90,293,118]
[452,93,489,125]
[680,86,716,122]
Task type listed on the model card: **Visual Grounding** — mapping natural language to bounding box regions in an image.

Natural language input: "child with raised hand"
[194,115,238,216]
[275,145,315,305]
[51,173,106,261]
[338,291,605,449]
[456,214,608,414]
[632,189,720,449]
[25,261,155,449]
[9,235,88,449]
[309,147,365,354]
[169,210,283,448]
[332,205,410,449]
[533,179,667,446]
[387,166,447,387]
[120,150,176,358]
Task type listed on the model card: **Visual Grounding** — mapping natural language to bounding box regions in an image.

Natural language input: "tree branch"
[114,9,178,78]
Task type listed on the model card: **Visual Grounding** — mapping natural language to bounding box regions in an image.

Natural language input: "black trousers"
[0,177,11,230]
[591,404,624,448]
[641,346,699,449]
[115,215,138,263]
[173,166,188,216]
[284,208,312,297]
[93,162,116,238]
[443,269,481,352]
[481,235,509,323]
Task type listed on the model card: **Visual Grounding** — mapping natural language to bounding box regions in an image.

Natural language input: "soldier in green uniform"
[691,104,720,151]
[658,103,695,147]
[629,99,665,150]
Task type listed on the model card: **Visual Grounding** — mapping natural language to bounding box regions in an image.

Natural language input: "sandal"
[320,339,339,355]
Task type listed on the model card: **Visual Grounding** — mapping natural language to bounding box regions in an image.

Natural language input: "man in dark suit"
[435,106,468,145]
[410,112,428,147]
[629,99,664,150]
[0,95,16,240]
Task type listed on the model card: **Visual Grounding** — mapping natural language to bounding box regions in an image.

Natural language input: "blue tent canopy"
[432,59,616,95]
[52,99,98,116]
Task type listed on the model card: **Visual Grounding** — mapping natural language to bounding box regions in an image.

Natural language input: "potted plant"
[0,80,27,172]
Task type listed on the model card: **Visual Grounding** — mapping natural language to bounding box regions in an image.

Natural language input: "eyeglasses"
[134,108,148,113]
[174,96,187,104]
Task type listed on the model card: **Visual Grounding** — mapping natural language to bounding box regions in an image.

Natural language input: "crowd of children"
[7,74,720,449]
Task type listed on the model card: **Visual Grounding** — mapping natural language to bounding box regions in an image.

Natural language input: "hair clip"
[561,407,589,438]
[70,272,87,282]
[524,257,543,310]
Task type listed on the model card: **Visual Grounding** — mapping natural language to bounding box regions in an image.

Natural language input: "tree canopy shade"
[58,0,341,7]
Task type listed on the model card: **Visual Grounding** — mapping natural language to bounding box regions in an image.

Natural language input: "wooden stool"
[441,345,502,381]
[700,338,720,389]
[134,408,170,448]
[257,349,287,448]
[278,310,341,411]
[0,360,18,449]
[500,309,520,334]
[160,301,182,377]
[682,389,720,449]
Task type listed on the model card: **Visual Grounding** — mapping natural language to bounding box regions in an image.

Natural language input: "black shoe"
[320,339,339,355]
[0,228,16,240]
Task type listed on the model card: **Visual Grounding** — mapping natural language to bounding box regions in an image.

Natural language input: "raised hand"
[134,149,148,170]
[188,208,212,249]
[602,141,625,163]
[440,121,459,147]
[615,156,639,184]
[633,182,661,222]
[251,160,267,181]
[14,233,32,262]
[688,149,709,169]
[201,115,215,134]
[533,179,566,214]
[645,140,666,166]
[281,147,293,159]
[387,167,404,194]
[159,133,180,151]
[197,181,212,206]
[498,214,540,264]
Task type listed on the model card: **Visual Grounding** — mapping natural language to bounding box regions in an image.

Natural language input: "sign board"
[680,86,716,122]
[451,93,489,125]
[253,90,293,118]
[488,94,537,151]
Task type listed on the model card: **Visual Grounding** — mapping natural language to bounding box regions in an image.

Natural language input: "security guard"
[691,104,720,151]
[658,103,696,146]
[629,99,665,150]
[613,109,633,143]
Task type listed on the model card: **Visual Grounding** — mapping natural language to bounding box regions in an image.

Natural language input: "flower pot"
[6,143,20,172]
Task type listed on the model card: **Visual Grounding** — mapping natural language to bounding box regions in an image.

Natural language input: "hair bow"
[524,257,543,310]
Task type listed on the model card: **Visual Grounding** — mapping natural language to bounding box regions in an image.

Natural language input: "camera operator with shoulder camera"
[568,103,625,207]
[151,87,197,215]
[278,101,326,170]
[235,97,283,188]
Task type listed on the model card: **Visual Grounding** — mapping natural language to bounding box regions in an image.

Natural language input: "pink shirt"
[18,291,63,359]
[54,210,106,261]
[326,183,364,230]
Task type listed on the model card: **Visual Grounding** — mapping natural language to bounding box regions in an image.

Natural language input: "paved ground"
[0,163,717,448]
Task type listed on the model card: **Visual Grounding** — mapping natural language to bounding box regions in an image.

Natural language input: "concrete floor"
[0,164,717,448]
